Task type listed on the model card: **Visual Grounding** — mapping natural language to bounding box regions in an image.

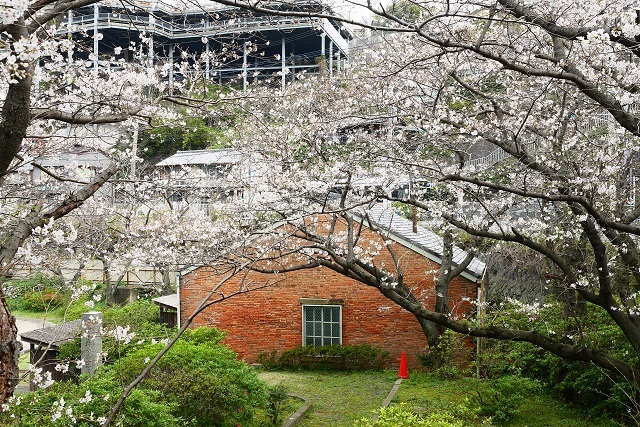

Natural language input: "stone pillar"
[81,312,103,376]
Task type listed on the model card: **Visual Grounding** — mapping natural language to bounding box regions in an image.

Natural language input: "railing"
[61,13,338,42]
[468,147,508,169]
[467,111,622,169]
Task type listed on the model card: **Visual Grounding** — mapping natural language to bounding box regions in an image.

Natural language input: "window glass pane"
[323,323,332,337]
[332,323,340,337]
[303,305,341,347]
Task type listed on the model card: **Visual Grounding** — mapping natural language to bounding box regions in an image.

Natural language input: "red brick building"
[179,206,485,368]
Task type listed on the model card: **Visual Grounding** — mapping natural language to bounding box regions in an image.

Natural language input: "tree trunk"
[435,229,454,314]
[0,20,32,179]
[0,292,20,404]
[159,266,173,295]
[101,257,116,306]
[417,315,441,346]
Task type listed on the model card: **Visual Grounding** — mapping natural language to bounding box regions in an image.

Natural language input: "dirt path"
[15,317,55,352]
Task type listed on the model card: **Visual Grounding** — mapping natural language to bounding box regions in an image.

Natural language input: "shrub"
[354,404,494,427]
[260,344,390,371]
[3,327,269,427]
[418,330,473,379]
[477,301,638,421]
[4,274,67,312]
[471,375,540,423]
[114,327,268,427]
[21,289,64,311]
[0,371,179,427]
[266,384,290,426]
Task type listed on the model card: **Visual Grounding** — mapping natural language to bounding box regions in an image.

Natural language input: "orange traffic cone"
[398,351,409,379]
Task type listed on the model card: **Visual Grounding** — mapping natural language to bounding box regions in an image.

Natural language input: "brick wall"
[179,218,479,369]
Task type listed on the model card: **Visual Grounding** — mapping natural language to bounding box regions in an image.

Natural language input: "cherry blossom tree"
[0,0,228,402]
[3,0,640,420]
[212,0,640,394]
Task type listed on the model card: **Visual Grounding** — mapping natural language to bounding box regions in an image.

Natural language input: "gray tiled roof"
[352,204,485,281]
[155,149,243,167]
[152,293,179,309]
[20,320,82,348]
[38,148,111,169]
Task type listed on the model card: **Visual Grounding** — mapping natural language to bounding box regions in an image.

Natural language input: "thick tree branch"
[441,173,640,236]
[0,163,118,276]
[0,20,32,178]
[31,108,142,125]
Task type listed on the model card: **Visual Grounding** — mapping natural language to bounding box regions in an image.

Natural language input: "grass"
[258,370,399,427]
[18,352,29,371]
[11,308,65,324]
[258,370,621,427]
[396,373,620,426]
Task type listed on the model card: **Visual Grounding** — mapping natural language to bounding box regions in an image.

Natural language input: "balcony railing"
[60,13,336,42]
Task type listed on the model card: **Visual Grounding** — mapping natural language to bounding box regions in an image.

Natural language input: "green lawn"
[396,373,619,427]
[258,370,398,427]
[258,370,620,427]
[11,308,65,324]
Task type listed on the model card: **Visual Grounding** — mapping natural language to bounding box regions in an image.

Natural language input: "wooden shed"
[153,293,179,328]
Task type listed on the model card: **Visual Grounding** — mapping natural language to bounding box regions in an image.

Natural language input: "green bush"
[4,274,67,312]
[102,298,160,326]
[477,301,638,421]
[418,330,472,379]
[354,404,493,427]
[3,327,269,427]
[0,371,179,427]
[63,295,107,321]
[471,375,540,423]
[21,289,64,311]
[266,384,290,426]
[114,327,268,427]
[259,344,390,371]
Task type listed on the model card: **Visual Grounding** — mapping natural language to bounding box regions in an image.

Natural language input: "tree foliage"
[139,116,228,163]
[1,327,266,427]
[209,0,640,404]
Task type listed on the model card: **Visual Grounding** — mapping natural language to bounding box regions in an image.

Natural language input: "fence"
[9,260,175,288]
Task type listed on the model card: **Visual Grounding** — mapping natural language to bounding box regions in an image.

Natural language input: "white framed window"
[302,305,342,346]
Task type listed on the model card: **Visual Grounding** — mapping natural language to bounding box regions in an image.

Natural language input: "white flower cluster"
[505,298,553,316]
[29,365,54,389]
[51,396,75,424]
[0,0,28,25]
[110,325,136,344]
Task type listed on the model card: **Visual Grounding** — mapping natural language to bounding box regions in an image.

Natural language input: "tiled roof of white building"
[156,149,244,167]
